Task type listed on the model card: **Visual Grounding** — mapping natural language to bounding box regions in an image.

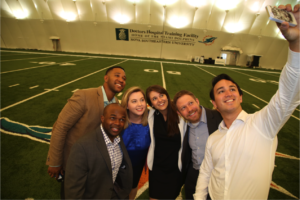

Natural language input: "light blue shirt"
[101,86,116,107]
[188,106,209,170]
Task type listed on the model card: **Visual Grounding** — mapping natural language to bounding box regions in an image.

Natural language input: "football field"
[1,49,299,199]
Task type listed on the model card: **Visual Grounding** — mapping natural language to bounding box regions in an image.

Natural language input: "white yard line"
[252,104,260,109]
[161,62,166,89]
[9,84,19,87]
[29,85,39,89]
[45,89,59,91]
[1,55,63,62]
[1,57,94,74]
[194,65,216,77]
[117,92,123,96]
[72,89,79,93]
[194,66,300,121]
[0,60,128,112]
[228,69,259,79]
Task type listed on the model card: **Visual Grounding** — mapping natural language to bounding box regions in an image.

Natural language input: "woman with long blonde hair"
[120,86,150,199]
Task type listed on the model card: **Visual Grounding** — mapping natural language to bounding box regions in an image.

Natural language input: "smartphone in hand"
[266,5,297,27]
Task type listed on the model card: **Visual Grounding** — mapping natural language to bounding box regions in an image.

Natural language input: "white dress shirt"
[194,49,300,200]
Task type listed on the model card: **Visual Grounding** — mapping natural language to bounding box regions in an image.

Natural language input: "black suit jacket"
[181,107,222,180]
[65,126,133,199]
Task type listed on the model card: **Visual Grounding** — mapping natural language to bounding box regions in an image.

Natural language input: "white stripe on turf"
[0,60,128,112]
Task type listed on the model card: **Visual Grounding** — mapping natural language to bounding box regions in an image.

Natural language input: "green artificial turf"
[1,49,299,199]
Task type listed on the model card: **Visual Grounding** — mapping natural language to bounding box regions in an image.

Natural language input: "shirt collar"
[101,86,116,105]
[101,124,120,145]
[219,110,248,130]
[188,105,207,128]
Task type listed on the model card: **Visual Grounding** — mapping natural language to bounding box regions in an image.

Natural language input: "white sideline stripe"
[0,60,128,112]
[161,62,166,89]
[135,181,149,199]
[72,89,79,93]
[1,55,62,62]
[252,104,260,109]
[1,57,94,74]
[29,85,39,89]
[1,53,25,57]
[117,92,123,96]
[9,84,19,87]
[0,50,282,75]
[194,66,300,121]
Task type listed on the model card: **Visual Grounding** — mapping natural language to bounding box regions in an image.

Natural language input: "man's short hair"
[105,66,125,75]
[173,90,197,110]
[209,74,243,101]
[102,103,123,116]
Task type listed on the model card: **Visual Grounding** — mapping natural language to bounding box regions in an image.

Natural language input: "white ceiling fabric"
[1,0,299,69]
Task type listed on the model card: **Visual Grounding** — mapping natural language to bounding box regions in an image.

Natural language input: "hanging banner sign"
[115,28,200,46]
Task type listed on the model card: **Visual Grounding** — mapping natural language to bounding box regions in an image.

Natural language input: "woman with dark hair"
[120,86,150,200]
[146,85,187,200]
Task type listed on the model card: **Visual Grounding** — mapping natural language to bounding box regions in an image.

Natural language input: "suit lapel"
[97,86,104,119]
[95,126,113,176]
[205,107,219,135]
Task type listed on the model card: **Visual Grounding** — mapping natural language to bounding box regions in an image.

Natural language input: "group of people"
[46,4,300,200]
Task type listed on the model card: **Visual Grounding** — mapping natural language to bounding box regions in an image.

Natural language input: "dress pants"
[184,164,211,200]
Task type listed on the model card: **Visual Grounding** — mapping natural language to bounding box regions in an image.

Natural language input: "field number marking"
[249,78,279,85]
[144,69,158,73]
[167,71,181,75]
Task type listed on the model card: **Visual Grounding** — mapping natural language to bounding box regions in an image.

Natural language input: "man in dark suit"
[65,103,133,199]
[173,90,222,200]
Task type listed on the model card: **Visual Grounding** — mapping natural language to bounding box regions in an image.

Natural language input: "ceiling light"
[61,12,76,21]
[187,0,207,7]
[154,0,177,6]
[168,16,188,28]
[114,14,130,24]
[14,10,28,19]
[128,0,140,2]
[251,1,260,12]
[216,0,240,10]
[225,22,244,33]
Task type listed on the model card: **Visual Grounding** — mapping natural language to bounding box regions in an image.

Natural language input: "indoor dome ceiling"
[1,0,299,69]
[1,0,299,39]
